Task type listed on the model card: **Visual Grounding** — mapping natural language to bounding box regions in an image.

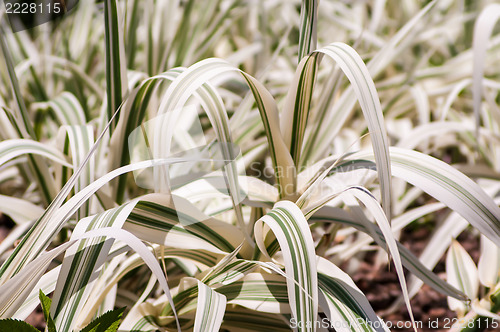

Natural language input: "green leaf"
[0,318,39,332]
[80,307,125,332]
[39,290,56,332]
[104,0,128,132]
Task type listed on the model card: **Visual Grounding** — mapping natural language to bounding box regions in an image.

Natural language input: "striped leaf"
[478,235,500,288]
[51,201,141,332]
[254,201,318,331]
[0,139,71,168]
[317,257,386,332]
[283,43,392,218]
[446,240,478,317]
[472,4,500,135]
[0,27,35,139]
[0,241,76,318]
[56,125,95,219]
[220,307,291,331]
[71,228,183,331]
[0,29,59,204]
[36,92,87,126]
[338,147,500,246]
[338,188,416,330]
[12,267,60,320]
[298,0,318,61]
[150,58,295,199]
[194,280,227,332]
[124,194,244,253]
[104,0,128,132]
[0,156,226,284]
[302,1,438,164]
[310,206,466,301]
[121,273,290,331]
[76,246,222,327]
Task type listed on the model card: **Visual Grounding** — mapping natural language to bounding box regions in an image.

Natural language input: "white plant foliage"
[446,240,479,317]
[478,234,500,288]
[3,0,500,330]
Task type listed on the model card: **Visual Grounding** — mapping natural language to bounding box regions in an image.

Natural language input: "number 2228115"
[5,2,61,15]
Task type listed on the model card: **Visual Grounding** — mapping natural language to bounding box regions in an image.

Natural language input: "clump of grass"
[0,1,500,331]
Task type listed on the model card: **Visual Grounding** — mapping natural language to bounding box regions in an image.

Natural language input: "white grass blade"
[283,42,391,219]
[0,28,35,138]
[317,257,385,332]
[155,58,295,198]
[298,0,318,61]
[341,188,416,331]
[281,53,319,168]
[254,201,318,331]
[12,266,60,320]
[0,157,222,283]
[0,139,71,168]
[446,240,479,316]
[56,125,95,219]
[472,4,500,135]
[80,246,222,327]
[194,280,227,332]
[0,25,59,205]
[104,0,128,132]
[478,234,500,288]
[319,43,392,219]
[305,1,438,164]
[147,64,249,242]
[0,194,44,224]
[51,201,141,332]
[0,241,76,318]
[121,273,290,330]
[310,206,467,301]
[342,147,500,246]
[399,212,469,310]
[35,92,86,126]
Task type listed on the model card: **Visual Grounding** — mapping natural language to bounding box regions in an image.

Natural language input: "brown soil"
[352,226,497,332]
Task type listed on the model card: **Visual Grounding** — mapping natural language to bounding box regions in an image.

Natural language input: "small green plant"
[0,290,125,332]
